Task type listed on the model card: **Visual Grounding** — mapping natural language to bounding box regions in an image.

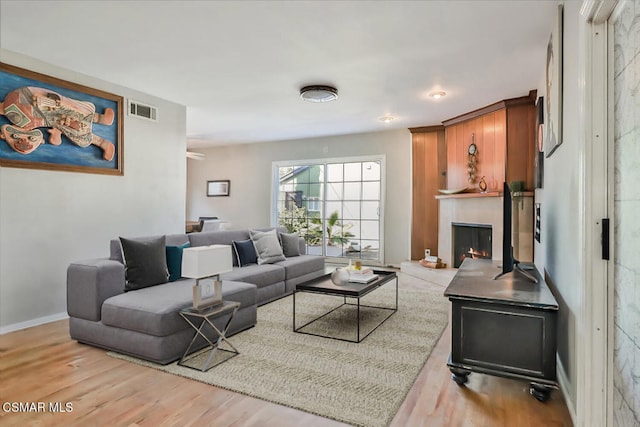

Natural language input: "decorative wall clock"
[467,133,478,183]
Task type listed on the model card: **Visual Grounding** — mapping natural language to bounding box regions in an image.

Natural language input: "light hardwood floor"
[0,273,573,427]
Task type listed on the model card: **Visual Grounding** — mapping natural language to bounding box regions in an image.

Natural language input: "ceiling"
[0,1,557,149]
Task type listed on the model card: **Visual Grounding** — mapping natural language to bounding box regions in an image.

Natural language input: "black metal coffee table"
[293,270,398,343]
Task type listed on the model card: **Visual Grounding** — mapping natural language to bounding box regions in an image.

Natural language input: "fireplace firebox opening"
[452,223,492,268]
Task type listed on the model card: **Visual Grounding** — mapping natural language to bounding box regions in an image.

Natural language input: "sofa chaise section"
[67,255,257,364]
[67,227,325,364]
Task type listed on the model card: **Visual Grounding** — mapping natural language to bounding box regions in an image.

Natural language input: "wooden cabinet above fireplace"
[443,91,537,192]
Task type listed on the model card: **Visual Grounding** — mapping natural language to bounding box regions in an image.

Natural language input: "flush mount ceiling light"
[300,85,339,103]
[379,116,395,123]
[429,91,446,100]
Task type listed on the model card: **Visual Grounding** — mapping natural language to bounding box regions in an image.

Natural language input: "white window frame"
[271,155,386,265]
[306,196,321,213]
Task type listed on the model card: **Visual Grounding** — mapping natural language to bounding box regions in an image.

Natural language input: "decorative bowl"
[331,268,350,286]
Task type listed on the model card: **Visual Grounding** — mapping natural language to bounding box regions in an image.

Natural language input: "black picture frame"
[545,4,563,158]
[535,96,544,188]
[535,203,541,243]
[207,180,230,197]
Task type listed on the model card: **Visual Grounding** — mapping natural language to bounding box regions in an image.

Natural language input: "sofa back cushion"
[188,229,250,247]
[189,227,286,266]
[189,230,250,266]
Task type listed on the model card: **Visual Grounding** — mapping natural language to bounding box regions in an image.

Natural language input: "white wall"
[534,0,582,411]
[186,129,411,266]
[535,1,620,414]
[0,50,187,332]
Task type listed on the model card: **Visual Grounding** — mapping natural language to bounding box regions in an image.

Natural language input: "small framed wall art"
[207,180,230,197]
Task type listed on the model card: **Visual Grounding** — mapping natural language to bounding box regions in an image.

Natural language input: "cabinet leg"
[449,367,470,386]
[529,383,553,402]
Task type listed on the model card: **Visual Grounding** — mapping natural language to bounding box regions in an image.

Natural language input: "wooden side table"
[178,300,240,371]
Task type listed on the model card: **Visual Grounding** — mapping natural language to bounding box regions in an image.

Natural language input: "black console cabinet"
[444,258,559,401]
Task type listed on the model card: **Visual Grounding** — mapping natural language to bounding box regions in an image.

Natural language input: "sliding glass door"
[273,156,384,263]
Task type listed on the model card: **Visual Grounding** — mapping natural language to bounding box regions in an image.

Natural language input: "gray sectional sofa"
[67,227,325,364]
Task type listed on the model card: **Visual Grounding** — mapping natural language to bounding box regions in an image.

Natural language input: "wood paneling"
[442,91,535,127]
[506,103,537,189]
[437,129,447,190]
[445,110,507,192]
[493,108,507,189]
[411,128,444,259]
[444,96,536,192]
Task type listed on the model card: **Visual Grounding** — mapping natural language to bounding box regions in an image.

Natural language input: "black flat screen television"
[494,182,538,283]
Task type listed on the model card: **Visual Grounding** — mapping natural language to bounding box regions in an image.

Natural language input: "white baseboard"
[557,354,577,426]
[0,312,68,335]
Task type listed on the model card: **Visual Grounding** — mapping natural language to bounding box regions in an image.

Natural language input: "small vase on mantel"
[479,176,488,193]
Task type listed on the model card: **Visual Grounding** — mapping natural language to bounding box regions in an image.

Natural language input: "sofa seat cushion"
[222,280,258,308]
[275,255,325,280]
[220,264,285,288]
[102,279,256,337]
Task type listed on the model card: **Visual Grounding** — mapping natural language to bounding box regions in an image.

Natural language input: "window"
[273,156,384,263]
[307,197,321,212]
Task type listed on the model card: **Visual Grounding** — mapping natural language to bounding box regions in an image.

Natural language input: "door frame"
[578,1,617,426]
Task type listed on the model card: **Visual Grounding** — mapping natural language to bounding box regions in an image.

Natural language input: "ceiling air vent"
[128,100,158,122]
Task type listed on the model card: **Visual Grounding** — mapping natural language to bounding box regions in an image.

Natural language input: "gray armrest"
[67,259,125,321]
[298,237,307,255]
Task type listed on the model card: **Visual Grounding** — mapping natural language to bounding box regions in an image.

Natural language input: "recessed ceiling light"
[300,85,339,103]
[429,91,446,100]
[379,116,395,123]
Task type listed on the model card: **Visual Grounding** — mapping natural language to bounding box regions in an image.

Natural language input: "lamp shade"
[181,245,232,279]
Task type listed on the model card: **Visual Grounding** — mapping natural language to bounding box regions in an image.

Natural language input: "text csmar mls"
[2,402,73,413]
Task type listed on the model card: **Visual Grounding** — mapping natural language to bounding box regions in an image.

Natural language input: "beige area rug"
[109,283,449,427]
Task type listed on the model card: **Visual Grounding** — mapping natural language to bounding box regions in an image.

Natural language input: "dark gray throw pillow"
[232,239,258,266]
[120,236,169,291]
[279,232,300,257]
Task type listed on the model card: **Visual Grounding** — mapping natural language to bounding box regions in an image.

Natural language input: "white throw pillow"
[249,229,286,265]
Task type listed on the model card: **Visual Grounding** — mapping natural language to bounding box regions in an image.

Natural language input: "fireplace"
[452,223,492,268]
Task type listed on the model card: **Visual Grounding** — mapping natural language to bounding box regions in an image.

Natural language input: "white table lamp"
[182,245,233,309]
